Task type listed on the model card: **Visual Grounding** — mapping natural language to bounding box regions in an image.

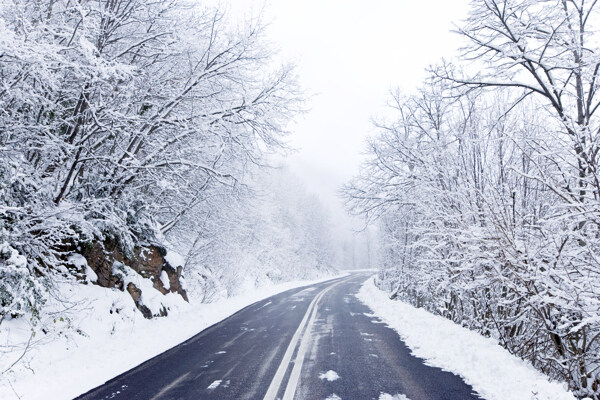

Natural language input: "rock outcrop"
[77,239,188,318]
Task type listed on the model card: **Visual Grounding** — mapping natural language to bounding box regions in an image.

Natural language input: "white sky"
[213,0,471,227]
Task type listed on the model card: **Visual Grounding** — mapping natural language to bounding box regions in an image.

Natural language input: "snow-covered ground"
[357,277,577,400]
[0,273,346,400]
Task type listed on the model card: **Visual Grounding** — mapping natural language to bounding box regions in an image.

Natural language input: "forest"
[344,1,600,398]
[0,0,337,331]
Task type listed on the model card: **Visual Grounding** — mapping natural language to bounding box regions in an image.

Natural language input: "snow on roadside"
[0,273,347,400]
[357,277,577,400]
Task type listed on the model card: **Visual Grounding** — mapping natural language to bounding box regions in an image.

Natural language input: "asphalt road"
[76,273,481,400]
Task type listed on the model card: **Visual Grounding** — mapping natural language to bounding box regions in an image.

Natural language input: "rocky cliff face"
[78,240,188,318]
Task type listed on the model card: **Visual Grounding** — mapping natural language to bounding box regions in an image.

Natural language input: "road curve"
[75,273,481,400]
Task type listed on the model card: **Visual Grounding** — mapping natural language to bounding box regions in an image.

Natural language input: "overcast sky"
[213,0,471,226]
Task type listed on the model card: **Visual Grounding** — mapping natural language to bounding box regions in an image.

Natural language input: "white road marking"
[263,277,350,400]
[281,296,323,400]
[326,394,342,400]
[281,279,349,400]
[262,285,330,400]
[216,351,226,354]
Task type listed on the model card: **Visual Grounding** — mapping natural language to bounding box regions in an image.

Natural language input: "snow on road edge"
[0,273,348,400]
[356,276,576,400]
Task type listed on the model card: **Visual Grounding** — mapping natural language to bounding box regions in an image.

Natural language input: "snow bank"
[0,273,347,400]
[357,277,576,400]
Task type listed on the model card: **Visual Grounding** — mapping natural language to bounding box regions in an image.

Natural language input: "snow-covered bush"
[0,242,47,322]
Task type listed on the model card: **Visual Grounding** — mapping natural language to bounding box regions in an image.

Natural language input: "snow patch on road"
[294,287,317,296]
[363,312,386,323]
[357,277,576,400]
[207,380,221,390]
[255,300,272,310]
[325,394,342,400]
[152,372,189,398]
[379,394,410,400]
[319,370,340,381]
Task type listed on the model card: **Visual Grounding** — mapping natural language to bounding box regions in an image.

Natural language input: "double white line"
[263,278,347,400]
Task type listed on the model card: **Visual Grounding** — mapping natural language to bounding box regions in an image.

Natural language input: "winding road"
[76,273,481,400]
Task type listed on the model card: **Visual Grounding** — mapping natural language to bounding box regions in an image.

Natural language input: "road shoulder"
[357,277,575,400]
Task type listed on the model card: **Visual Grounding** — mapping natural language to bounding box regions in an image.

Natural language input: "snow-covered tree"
[167,167,337,301]
[0,0,302,322]
[346,55,600,398]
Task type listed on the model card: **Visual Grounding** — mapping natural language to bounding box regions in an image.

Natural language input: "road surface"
[76,273,481,400]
